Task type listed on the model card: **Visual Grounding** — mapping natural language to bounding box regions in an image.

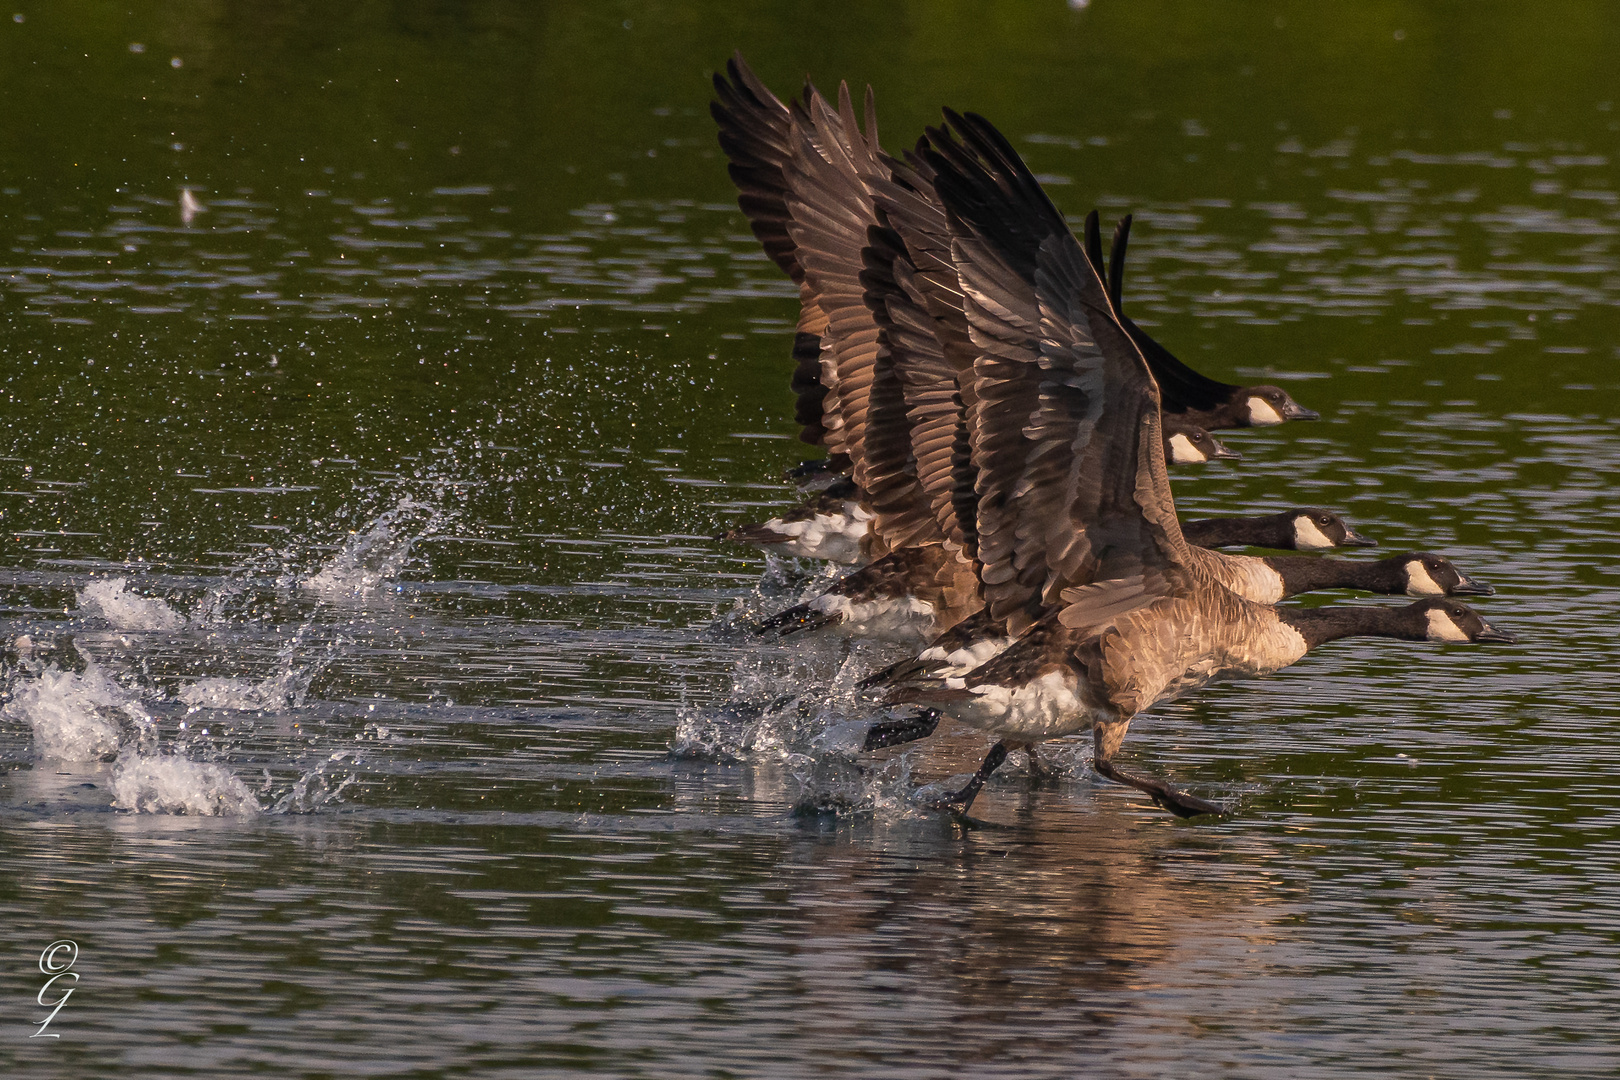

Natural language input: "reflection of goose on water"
[706,56,1517,817]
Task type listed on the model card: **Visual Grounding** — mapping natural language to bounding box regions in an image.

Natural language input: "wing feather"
[712,55,840,450]
[924,110,1193,633]
[783,84,943,551]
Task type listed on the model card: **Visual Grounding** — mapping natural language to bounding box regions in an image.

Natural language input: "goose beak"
[1340,528,1379,548]
[1450,574,1495,597]
[1281,401,1320,421]
[1475,622,1519,644]
[1210,441,1242,461]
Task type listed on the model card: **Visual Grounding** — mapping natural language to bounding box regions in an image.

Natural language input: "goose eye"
[1317,515,1332,524]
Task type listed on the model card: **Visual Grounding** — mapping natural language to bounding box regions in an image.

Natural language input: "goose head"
[1400,553,1495,597]
[1291,508,1376,550]
[1405,598,1518,644]
[1163,423,1241,465]
[1242,385,1319,426]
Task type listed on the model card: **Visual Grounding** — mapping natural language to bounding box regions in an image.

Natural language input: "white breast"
[936,636,1018,677]
[1224,557,1287,604]
[809,592,937,643]
[769,505,873,563]
[943,669,1095,741]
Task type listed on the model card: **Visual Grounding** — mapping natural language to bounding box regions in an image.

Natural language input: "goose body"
[904,595,1511,747]
[755,544,980,644]
[860,546,1489,688]
[867,107,1514,815]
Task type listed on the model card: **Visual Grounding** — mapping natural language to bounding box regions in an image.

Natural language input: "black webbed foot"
[922,740,1009,816]
[862,709,941,751]
[754,604,839,636]
[1094,759,1224,818]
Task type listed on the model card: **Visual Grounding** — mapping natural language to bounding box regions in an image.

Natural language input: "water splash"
[271,751,361,814]
[109,753,261,816]
[302,497,450,598]
[1,657,153,761]
[75,577,188,631]
[177,625,330,712]
[177,670,314,712]
[3,632,355,817]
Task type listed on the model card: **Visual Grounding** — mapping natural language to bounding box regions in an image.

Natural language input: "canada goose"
[715,60,1350,660]
[1181,507,1373,551]
[892,596,1515,816]
[875,107,1514,816]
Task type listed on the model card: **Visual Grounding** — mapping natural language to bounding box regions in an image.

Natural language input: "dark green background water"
[3,2,1618,1076]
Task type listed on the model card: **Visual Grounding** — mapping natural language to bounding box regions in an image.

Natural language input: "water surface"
[4,2,1620,1076]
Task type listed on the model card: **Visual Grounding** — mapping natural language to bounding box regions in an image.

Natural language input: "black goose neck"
[1281,605,1416,649]
[1183,512,1292,550]
[1267,556,1404,597]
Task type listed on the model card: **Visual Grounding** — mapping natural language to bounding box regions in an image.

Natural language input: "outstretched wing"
[711,53,837,450]
[865,145,979,555]
[924,110,1192,633]
[783,84,940,551]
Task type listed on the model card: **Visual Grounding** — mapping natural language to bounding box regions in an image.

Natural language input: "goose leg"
[862,709,941,751]
[930,740,1009,815]
[1092,722,1223,819]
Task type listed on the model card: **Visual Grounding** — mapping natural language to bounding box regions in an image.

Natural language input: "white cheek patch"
[1292,517,1337,551]
[1247,397,1285,426]
[1405,561,1445,596]
[1168,433,1200,463]
[1426,609,1471,642]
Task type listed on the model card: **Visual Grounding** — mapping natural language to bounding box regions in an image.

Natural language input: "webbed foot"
[862,709,941,751]
[1094,760,1224,818]
[921,740,1009,816]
